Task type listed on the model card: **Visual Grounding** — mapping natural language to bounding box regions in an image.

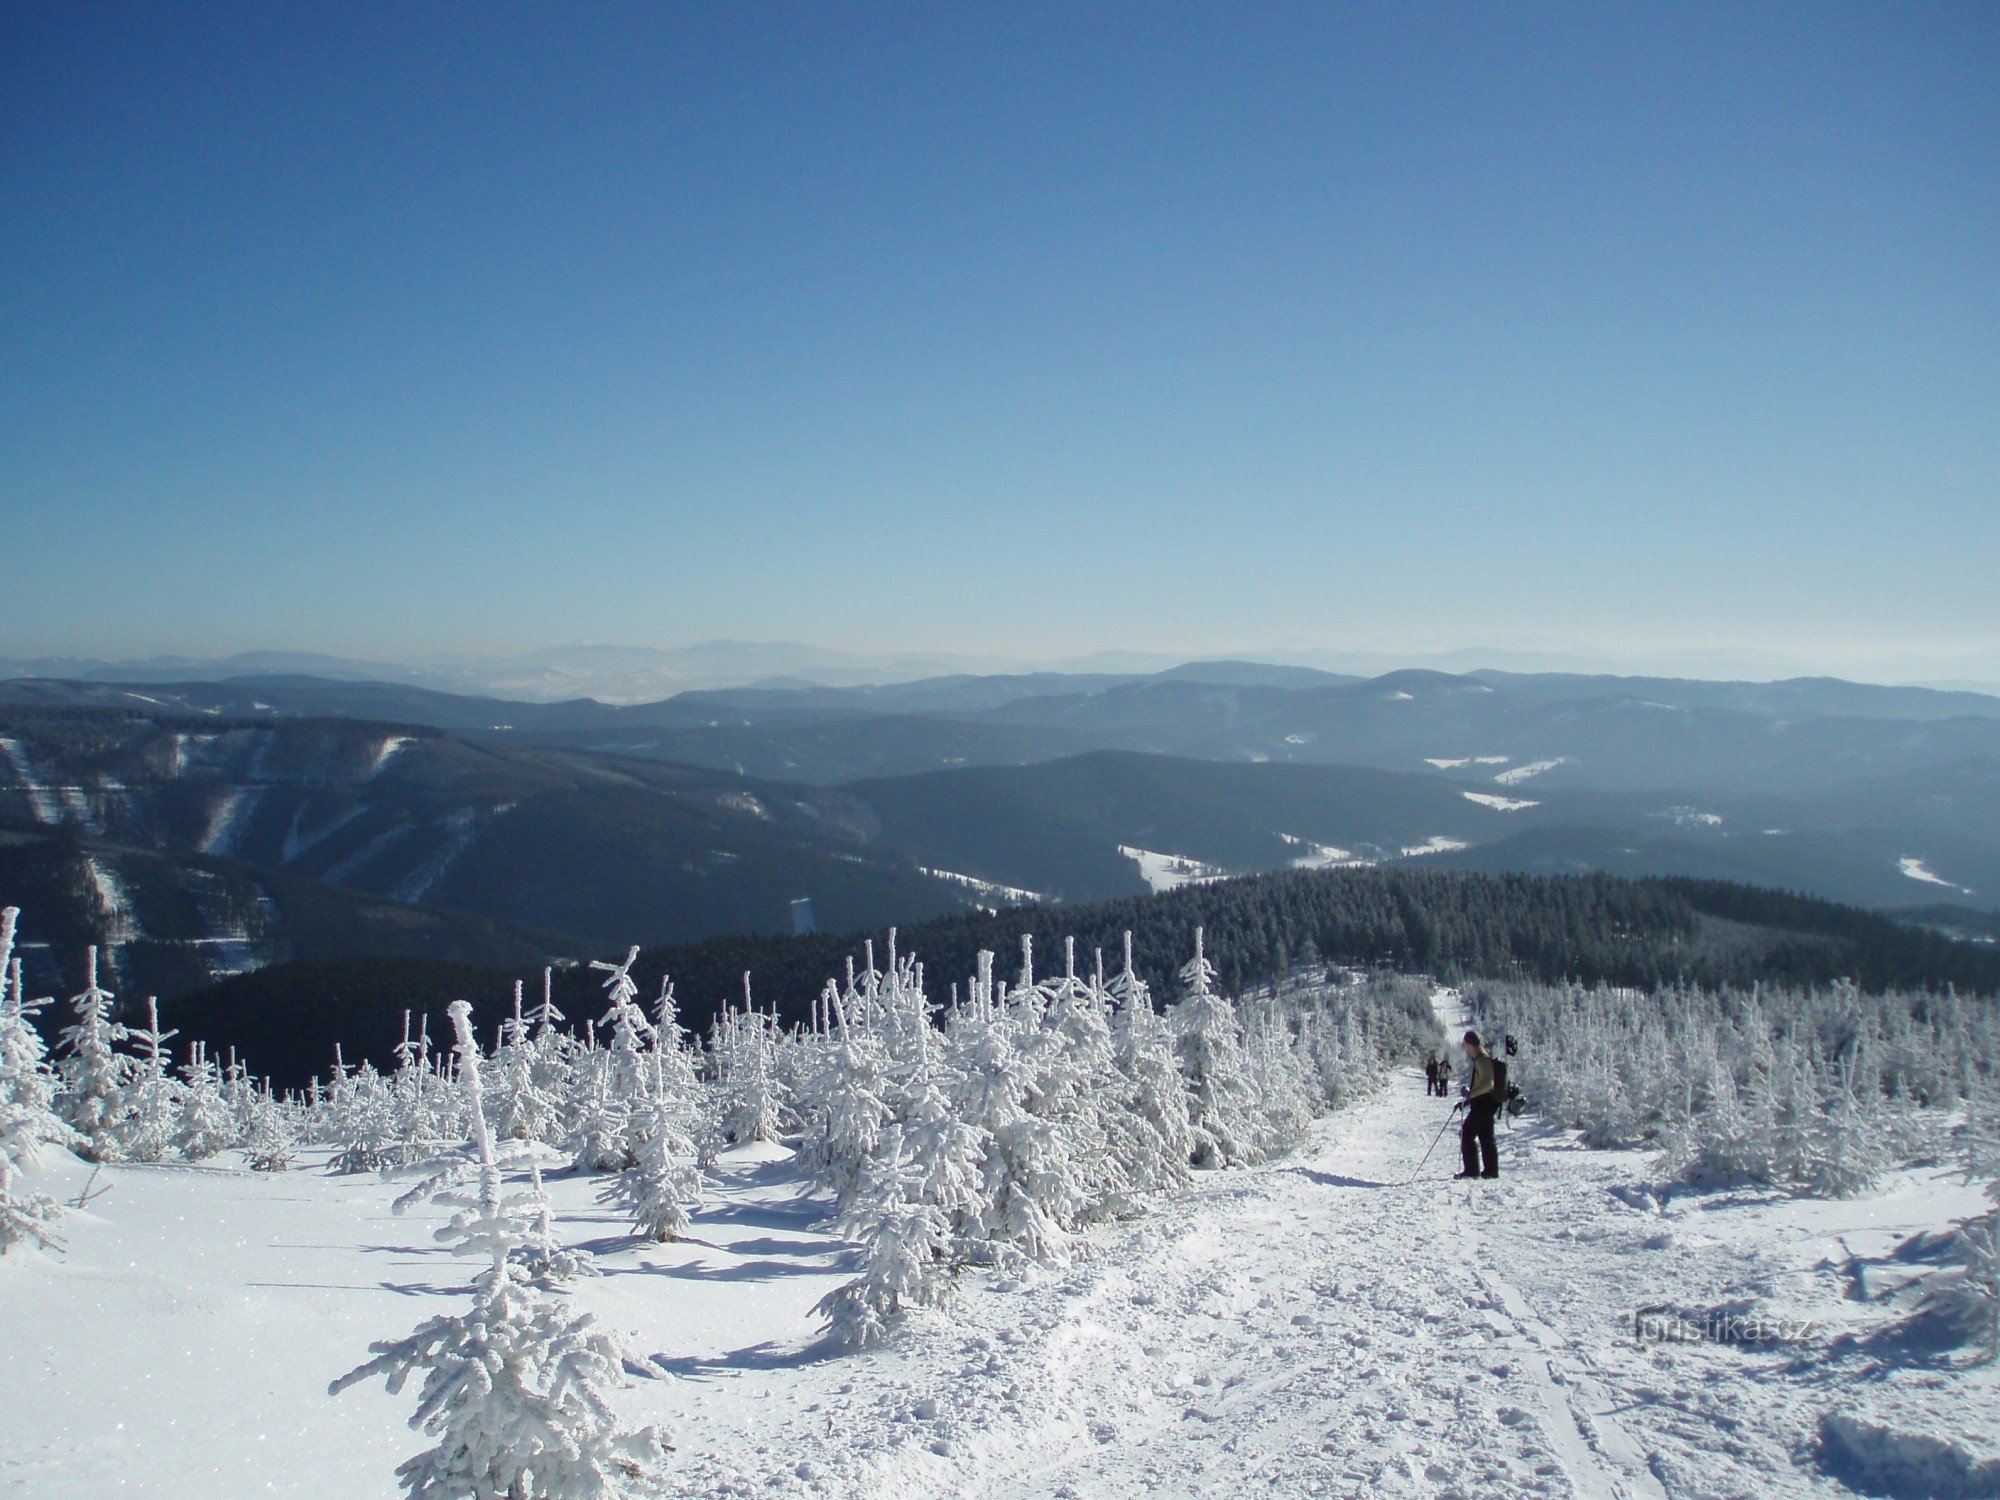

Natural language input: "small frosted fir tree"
[1107,933,1193,1194]
[56,946,131,1161]
[797,990,892,1211]
[602,1044,704,1243]
[332,1001,670,1499]
[813,1132,954,1349]
[176,1042,235,1162]
[951,965,1075,1266]
[716,988,785,1146]
[897,1023,988,1247]
[0,909,71,1253]
[0,921,67,1141]
[489,984,563,1145]
[1169,928,1262,1169]
[567,1049,635,1174]
[602,1094,702,1244]
[116,997,183,1163]
[243,1083,295,1172]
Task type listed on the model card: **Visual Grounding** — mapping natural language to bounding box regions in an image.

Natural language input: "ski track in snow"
[392,810,478,903]
[83,855,142,946]
[199,786,260,856]
[0,736,61,823]
[365,735,413,778]
[281,803,369,864]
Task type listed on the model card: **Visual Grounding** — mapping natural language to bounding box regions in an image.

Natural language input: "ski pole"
[1403,1105,1460,1186]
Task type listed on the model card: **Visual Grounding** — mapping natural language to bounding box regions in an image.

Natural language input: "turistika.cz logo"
[1629,1306,1817,1346]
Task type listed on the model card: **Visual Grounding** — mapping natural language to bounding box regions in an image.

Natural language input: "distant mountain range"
[8,640,1995,704]
[1,660,1996,1002]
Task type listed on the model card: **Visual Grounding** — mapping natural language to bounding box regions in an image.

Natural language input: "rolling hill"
[3,661,1998,1008]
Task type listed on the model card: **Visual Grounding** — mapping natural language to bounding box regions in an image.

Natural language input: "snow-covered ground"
[1655,808,1724,829]
[1278,833,1366,871]
[1899,856,1970,894]
[1462,792,1538,813]
[1400,836,1471,858]
[920,867,1047,906]
[365,735,414,778]
[1493,759,1566,787]
[1119,846,1230,893]
[8,1017,1988,1498]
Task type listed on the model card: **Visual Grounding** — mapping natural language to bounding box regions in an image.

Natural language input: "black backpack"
[1494,1055,1525,1115]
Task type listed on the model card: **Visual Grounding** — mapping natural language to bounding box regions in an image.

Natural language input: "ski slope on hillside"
[3,1012,1993,1498]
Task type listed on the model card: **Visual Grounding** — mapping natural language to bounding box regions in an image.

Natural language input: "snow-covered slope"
[5,1061,1991,1498]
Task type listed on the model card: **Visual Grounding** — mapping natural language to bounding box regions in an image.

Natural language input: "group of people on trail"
[1421,1050,1449,1096]
[1423,1032,1506,1179]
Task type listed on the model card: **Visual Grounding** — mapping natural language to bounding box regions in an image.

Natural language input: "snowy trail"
[669,1014,1668,1499]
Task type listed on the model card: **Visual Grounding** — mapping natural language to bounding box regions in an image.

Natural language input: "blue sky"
[3,2,1995,668]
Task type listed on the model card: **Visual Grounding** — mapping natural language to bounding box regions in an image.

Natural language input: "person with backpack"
[1423,1050,1441,1096]
[1453,1029,1502,1179]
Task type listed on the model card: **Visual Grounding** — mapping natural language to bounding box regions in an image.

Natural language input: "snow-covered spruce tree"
[1106,932,1192,1196]
[488,984,563,1146]
[1241,995,1317,1150]
[565,950,654,1173]
[519,1159,598,1288]
[1169,927,1263,1169]
[332,1001,670,1499]
[388,1012,455,1163]
[949,947,1076,1266]
[56,946,130,1161]
[601,1047,703,1244]
[176,1042,235,1162]
[0,927,69,1149]
[1,912,75,1254]
[896,1009,988,1249]
[715,986,785,1147]
[1947,1199,2000,1364]
[1036,938,1129,1225]
[567,1046,634,1174]
[594,948,655,1101]
[244,1081,295,1172]
[795,984,892,1212]
[0,1108,66,1254]
[328,1055,402,1174]
[116,997,182,1163]
[812,1128,954,1350]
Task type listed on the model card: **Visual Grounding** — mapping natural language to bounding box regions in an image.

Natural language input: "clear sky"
[3,2,1995,669]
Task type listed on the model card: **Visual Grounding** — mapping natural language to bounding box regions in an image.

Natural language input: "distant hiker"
[1504,1033,1519,1058]
[1454,1030,1500,1179]
[1423,1051,1441,1096]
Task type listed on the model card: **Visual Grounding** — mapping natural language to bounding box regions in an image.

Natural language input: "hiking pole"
[1402,1103,1461,1186]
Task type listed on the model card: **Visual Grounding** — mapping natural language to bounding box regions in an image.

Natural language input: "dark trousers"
[1460,1097,1499,1177]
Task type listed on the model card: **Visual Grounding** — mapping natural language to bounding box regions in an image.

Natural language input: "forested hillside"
[149,868,2000,1089]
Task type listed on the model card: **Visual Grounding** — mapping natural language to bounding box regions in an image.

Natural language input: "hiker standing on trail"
[1454,1030,1501,1179]
[1423,1051,1440,1096]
